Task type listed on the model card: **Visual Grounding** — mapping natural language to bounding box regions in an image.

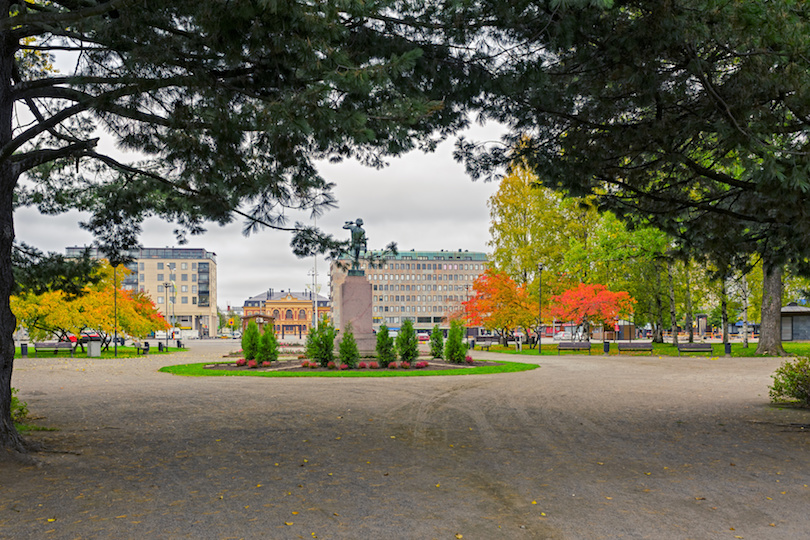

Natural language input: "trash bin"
[87,340,101,357]
[158,342,164,352]
[177,340,183,349]
[724,342,732,356]
[603,341,610,353]
[20,343,28,357]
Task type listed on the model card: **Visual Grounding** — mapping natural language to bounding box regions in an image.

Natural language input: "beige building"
[66,246,218,337]
[330,249,488,332]
[243,289,330,339]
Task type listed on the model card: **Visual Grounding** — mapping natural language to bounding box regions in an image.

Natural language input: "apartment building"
[66,246,218,337]
[329,249,488,332]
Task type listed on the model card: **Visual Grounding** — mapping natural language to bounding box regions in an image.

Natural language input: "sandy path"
[1,341,809,539]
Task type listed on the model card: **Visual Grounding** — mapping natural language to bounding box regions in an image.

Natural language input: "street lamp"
[163,280,172,350]
[113,262,119,357]
[538,263,544,355]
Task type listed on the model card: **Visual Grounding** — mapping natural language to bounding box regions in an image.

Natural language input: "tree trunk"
[684,262,694,343]
[720,279,729,344]
[667,259,678,346]
[741,274,750,348]
[0,12,27,455]
[755,262,786,356]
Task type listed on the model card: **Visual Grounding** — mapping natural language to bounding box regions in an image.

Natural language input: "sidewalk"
[2,341,809,539]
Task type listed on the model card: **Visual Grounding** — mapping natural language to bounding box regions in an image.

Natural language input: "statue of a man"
[343,218,367,272]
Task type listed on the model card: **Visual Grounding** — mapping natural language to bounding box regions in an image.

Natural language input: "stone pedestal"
[339,274,376,355]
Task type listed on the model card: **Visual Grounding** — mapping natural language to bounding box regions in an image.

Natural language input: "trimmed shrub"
[396,319,419,363]
[235,358,247,367]
[307,316,337,367]
[338,324,360,368]
[430,324,444,359]
[400,361,410,369]
[388,361,398,369]
[376,325,396,367]
[247,359,258,369]
[241,321,260,360]
[770,357,810,406]
[367,361,379,369]
[445,319,466,364]
[257,326,279,364]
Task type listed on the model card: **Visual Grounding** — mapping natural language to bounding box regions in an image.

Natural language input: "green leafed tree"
[429,324,444,359]
[0,0,485,453]
[375,325,396,368]
[338,324,359,368]
[241,321,260,361]
[445,319,466,364]
[456,0,810,356]
[256,325,279,364]
[396,319,419,363]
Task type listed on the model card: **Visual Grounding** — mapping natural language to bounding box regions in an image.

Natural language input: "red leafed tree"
[463,269,535,343]
[547,283,635,339]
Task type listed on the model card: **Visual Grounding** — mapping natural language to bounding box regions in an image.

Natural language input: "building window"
[192,285,197,293]
[181,296,188,304]
[299,309,307,320]
[285,309,293,319]
[181,274,188,281]
[157,297,164,304]
[181,262,188,270]
[157,262,164,270]
[157,273,164,281]
[192,297,197,305]
[192,274,197,282]
[157,285,164,293]
[181,285,188,292]
[273,309,280,319]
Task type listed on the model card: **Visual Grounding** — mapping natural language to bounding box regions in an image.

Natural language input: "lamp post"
[163,281,171,349]
[537,263,544,355]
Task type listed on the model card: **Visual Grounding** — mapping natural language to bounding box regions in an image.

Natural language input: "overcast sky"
[14,124,503,310]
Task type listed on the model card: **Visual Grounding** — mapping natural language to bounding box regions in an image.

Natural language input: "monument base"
[339,275,376,356]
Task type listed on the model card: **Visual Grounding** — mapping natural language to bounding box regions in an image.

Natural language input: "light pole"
[538,263,544,355]
[163,281,171,349]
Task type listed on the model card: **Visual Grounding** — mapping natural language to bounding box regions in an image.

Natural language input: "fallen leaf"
[695,497,706,500]
[455,534,463,539]
[292,511,299,515]
[531,501,537,505]
[285,522,293,526]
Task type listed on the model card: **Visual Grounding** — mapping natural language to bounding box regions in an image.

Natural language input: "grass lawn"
[15,345,183,359]
[160,360,538,378]
[475,341,810,358]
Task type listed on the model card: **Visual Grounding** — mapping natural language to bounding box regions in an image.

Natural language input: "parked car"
[417,333,430,342]
[553,331,573,341]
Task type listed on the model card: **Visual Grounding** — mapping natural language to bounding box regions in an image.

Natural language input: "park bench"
[557,341,592,355]
[34,341,75,357]
[135,342,150,355]
[477,337,498,351]
[617,342,654,353]
[677,343,714,356]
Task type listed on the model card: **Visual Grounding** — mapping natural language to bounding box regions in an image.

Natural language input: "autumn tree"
[456,1,810,356]
[463,269,535,344]
[547,284,635,341]
[0,0,486,454]
[12,261,167,346]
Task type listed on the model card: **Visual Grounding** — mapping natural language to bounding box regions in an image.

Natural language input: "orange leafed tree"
[462,268,535,341]
[547,283,635,331]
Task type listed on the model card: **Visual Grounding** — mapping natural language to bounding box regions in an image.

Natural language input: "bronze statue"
[343,218,367,273]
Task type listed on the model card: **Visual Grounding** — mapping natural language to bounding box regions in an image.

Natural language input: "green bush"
[445,319,466,364]
[11,388,28,424]
[396,319,419,363]
[770,356,810,406]
[375,325,396,367]
[430,324,444,359]
[256,326,279,363]
[307,316,336,367]
[339,324,360,368]
[241,321,260,360]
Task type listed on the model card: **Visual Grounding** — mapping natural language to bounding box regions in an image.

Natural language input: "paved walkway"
[1,341,809,539]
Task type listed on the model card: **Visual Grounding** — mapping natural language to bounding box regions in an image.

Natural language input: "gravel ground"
[1,340,809,540]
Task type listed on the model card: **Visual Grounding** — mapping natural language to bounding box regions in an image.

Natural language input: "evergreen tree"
[256,326,279,364]
[307,316,336,367]
[241,321,260,361]
[338,324,360,368]
[0,0,485,453]
[375,325,396,368]
[429,324,444,359]
[396,319,419,363]
[445,320,466,364]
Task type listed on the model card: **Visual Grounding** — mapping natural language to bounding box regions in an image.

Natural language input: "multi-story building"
[243,289,330,338]
[66,246,218,337]
[329,249,488,332]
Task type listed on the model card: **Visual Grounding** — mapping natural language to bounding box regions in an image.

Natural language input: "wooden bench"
[677,343,714,356]
[557,341,592,355]
[617,342,654,353]
[135,342,150,355]
[477,338,498,351]
[34,341,75,357]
